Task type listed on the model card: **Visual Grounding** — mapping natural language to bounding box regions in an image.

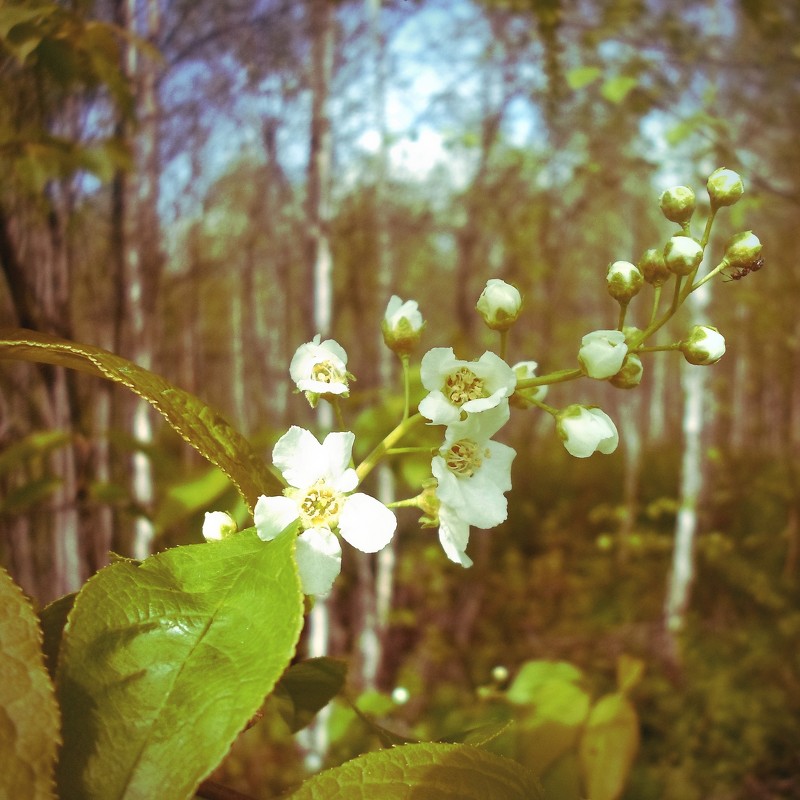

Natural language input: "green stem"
[634,342,681,354]
[530,396,560,417]
[617,301,629,331]
[401,354,411,421]
[387,446,434,455]
[700,208,717,249]
[691,260,729,292]
[356,413,424,483]
[328,397,347,432]
[387,497,424,510]
[516,367,582,391]
[648,285,663,328]
[499,330,508,361]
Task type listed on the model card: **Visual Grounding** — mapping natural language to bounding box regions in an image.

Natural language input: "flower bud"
[476,279,522,331]
[382,295,424,356]
[659,185,696,224]
[578,330,628,380]
[510,360,548,409]
[681,325,725,365]
[723,231,762,271]
[202,511,237,541]
[707,168,744,208]
[556,404,619,458]
[663,235,703,276]
[606,260,643,303]
[638,248,670,287]
[610,353,643,389]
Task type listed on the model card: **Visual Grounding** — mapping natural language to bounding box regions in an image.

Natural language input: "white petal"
[320,431,357,491]
[338,493,396,553]
[432,456,509,529]
[443,401,509,442]
[438,505,473,567]
[318,337,348,366]
[420,347,457,391]
[254,495,299,541]
[295,528,342,596]
[273,426,325,488]
[418,392,461,426]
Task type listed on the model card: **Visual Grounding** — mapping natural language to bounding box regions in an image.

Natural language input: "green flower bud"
[606,260,643,303]
[476,278,522,331]
[610,353,643,389]
[707,168,744,208]
[681,325,725,365]
[664,235,703,276]
[382,295,424,356]
[659,185,696,224]
[723,231,763,271]
[638,248,671,286]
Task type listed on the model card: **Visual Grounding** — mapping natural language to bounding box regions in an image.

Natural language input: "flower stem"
[530,397,560,417]
[499,330,508,361]
[401,354,411,421]
[328,397,347,432]
[387,446,435,455]
[515,367,582,391]
[648,285,662,328]
[356,413,424,483]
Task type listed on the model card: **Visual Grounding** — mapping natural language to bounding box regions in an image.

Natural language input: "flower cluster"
[200,168,759,596]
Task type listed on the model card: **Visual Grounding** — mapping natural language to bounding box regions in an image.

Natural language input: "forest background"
[1,0,799,798]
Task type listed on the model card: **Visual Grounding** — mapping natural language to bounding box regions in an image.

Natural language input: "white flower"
[289,335,350,406]
[431,403,515,529]
[254,426,396,596]
[202,511,237,540]
[577,330,628,380]
[681,325,726,365]
[476,279,522,331]
[556,405,619,458]
[437,503,473,568]
[419,348,517,426]
[511,360,548,407]
[382,295,424,355]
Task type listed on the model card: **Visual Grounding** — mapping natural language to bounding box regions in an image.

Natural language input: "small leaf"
[506,660,583,705]
[39,592,76,682]
[578,693,640,800]
[274,657,348,733]
[0,328,280,511]
[600,76,639,104]
[56,529,303,800]
[566,65,602,90]
[285,742,545,799]
[0,566,60,800]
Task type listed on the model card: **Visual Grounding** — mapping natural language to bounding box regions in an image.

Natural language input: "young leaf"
[0,328,280,510]
[56,529,303,800]
[0,566,60,800]
[285,742,545,799]
[578,692,640,800]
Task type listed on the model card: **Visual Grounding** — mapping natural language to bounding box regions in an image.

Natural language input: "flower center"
[444,438,488,478]
[311,360,345,386]
[295,481,344,528]
[444,367,487,406]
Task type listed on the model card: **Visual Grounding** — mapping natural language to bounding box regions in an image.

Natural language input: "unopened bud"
[659,186,696,224]
[606,260,643,303]
[610,353,643,389]
[681,325,725,365]
[707,168,744,208]
[723,231,762,271]
[664,235,703,276]
[476,279,522,331]
[202,511,237,541]
[638,248,671,287]
[382,295,424,356]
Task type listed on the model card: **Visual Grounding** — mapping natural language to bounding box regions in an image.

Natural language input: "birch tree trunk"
[302,0,335,769]
[663,283,712,660]
[120,0,163,561]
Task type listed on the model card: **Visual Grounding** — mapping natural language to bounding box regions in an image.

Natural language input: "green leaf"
[0,430,71,477]
[0,565,60,800]
[56,529,303,800]
[39,592,76,682]
[566,66,602,90]
[506,660,583,705]
[600,76,639,104]
[578,693,639,800]
[507,660,590,775]
[285,742,545,799]
[0,328,280,511]
[274,657,348,733]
